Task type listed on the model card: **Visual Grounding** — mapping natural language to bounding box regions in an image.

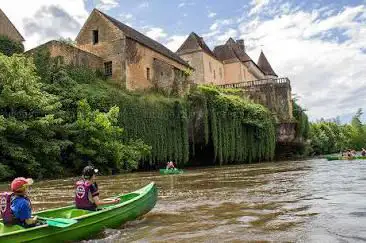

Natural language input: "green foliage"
[0,49,279,180]
[309,109,366,155]
[58,37,76,46]
[188,85,276,164]
[292,100,310,139]
[0,53,66,180]
[0,35,24,56]
[69,100,151,173]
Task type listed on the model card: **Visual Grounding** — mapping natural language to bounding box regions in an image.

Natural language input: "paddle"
[38,217,78,228]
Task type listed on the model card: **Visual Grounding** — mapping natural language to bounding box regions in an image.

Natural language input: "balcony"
[217,77,290,89]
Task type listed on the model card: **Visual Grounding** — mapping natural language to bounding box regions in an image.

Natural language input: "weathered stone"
[0,8,24,42]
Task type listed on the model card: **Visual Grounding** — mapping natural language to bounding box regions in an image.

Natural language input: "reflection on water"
[1,159,366,242]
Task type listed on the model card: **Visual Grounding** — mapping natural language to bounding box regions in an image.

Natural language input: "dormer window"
[93,30,99,44]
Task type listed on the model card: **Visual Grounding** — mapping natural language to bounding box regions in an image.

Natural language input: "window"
[161,72,164,76]
[219,68,222,79]
[104,61,112,77]
[147,68,151,80]
[209,62,212,73]
[93,30,99,44]
[214,70,216,80]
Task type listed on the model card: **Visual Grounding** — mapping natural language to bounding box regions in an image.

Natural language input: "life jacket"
[0,192,15,225]
[75,180,95,210]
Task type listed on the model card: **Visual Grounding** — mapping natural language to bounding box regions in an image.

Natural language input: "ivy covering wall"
[188,86,276,165]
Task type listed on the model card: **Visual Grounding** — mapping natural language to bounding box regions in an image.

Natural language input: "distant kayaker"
[361,148,366,156]
[75,166,120,211]
[166,161,175,170]
[0,177,39,227]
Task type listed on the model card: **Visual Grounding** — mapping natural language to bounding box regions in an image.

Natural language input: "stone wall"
[0,9,24,42]
[26,40,103,70]
[179,51,204,84]
[125,38,188,92]
[202,52,225,84]
[76,10,126,86]
[245,81,293,121]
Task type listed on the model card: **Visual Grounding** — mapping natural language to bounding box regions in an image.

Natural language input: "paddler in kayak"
[75,166,120,211]
[166,161,176,170]
[0,177,39,227]
[362,148,366,157]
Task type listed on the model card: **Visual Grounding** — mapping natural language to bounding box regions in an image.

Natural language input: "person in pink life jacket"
[0,177,38,227]
[166,161,176,170]
[75,166,120,211]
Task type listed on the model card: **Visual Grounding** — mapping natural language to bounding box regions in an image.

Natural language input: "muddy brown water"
[1,159,366,242]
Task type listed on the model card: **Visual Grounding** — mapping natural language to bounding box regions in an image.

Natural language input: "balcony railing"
[217,77,290,89]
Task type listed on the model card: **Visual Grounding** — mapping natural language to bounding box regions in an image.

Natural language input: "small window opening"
[93,30,99,44]
[104,61,112,77]
[147,68,151,80]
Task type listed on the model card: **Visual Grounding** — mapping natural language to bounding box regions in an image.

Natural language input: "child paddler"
[166,161,176,170]
[75,166,120,211]
[0,177,39,227]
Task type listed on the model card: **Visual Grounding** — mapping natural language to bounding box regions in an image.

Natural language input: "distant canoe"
[159,169,183,175]
[326,156,366,161]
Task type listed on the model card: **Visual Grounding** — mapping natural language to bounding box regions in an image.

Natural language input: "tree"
[0,35,24,56]
[0,53,68,180]
[69,100,151,173]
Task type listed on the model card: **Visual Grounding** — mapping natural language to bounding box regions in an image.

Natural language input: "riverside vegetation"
[0,37,310,181]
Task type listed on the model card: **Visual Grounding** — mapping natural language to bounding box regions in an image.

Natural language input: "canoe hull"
[0,182,157,243]
[159,169,183,175]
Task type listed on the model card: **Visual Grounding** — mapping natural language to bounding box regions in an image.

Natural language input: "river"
[1,158,366,242]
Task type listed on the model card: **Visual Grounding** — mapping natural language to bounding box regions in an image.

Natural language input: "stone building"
[177,32,272,85]
[0,8,24,43]
[28,9,191,93]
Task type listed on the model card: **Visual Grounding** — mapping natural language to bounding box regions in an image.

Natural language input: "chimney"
[236,39,245,52]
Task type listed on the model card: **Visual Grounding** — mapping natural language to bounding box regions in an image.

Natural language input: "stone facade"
[177,34,266,86]
[26,40,103,70]
[74,9,190,92]
[0,8,24,42]
[27,9,190,93]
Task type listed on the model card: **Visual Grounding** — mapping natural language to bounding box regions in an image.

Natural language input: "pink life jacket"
[75,180,95,210]
[0,192,15,225]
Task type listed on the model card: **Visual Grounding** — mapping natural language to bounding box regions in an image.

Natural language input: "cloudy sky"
[1,0,365,122]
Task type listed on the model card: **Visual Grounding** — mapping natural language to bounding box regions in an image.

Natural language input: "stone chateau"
[1,8,297,146]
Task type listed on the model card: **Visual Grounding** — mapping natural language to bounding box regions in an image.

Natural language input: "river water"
[2,158,366,242]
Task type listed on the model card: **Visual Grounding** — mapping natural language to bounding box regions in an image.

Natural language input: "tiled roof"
[176,32,217,58]
[258,51,277,76]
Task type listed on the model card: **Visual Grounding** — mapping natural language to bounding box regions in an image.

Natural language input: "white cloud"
[238,4,366,120]
[178,3,185,8]
[0,0,88,50]
[165,35,188,52]
[138,2,149,8]
[208,12,217,18]
[119,13,133,20]
[249,0,271,16]
[145,27,167,41]
[216,28,238,42]
[210,23,219,31]
[96,0,119,11]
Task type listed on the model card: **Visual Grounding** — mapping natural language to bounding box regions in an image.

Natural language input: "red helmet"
[11,177,33,192]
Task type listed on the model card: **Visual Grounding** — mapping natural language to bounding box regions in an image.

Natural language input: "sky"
[0,0,365,122]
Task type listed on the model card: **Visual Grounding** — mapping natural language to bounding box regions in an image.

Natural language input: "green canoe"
[159,169,183,175]
[326,156,366,161]
[0,182,157,243]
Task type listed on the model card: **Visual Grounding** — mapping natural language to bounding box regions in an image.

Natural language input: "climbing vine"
[188,85,276,165]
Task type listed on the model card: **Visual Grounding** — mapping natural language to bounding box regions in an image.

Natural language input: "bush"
[0,35,24,56]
